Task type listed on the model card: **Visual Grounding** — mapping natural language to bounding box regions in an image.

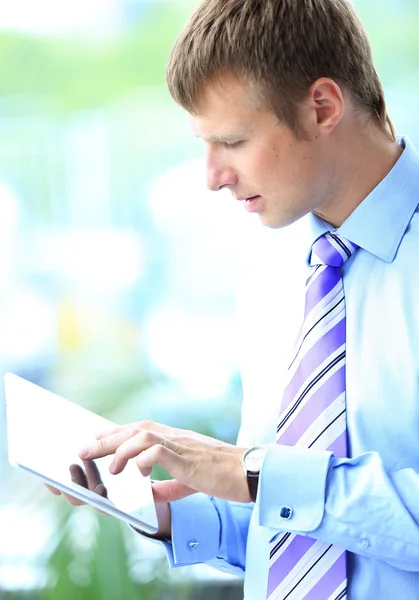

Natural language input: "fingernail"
[109,461,116,474]
[79,447,91,459]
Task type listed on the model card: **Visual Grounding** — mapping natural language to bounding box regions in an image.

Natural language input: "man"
[51,0,419,598]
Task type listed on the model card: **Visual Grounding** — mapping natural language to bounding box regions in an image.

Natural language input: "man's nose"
[206,152,238,192]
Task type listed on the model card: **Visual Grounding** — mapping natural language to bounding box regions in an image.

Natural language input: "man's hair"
[166,0,395,138]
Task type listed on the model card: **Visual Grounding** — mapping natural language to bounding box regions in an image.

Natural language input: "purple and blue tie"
[267,232,358,600]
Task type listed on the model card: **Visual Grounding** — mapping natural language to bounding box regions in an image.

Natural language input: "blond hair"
[166,0,395,138]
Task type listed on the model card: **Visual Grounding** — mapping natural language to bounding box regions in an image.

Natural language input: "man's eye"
[224,141,244,149]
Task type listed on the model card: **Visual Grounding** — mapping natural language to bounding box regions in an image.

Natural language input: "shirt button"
[360,538,370,549]
[188,541,199,548]
[280,506,293,520]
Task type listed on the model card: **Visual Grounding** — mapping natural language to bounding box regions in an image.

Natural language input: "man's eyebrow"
[195,132,244,143]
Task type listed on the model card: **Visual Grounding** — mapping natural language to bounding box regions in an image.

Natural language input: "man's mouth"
[238,195,264,213]
[236,195,260,202]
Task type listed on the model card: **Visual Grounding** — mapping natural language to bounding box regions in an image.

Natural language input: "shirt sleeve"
[258,444,419,571]
[158,493,253,578]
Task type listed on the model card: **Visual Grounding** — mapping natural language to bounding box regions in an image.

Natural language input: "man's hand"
[45,459,172,538]
[45,460,108,507]
[79,421,251,504]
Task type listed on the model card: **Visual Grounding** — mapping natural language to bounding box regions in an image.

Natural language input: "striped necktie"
[267,232,358,600]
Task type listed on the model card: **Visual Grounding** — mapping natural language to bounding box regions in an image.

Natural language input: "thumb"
[152,479,197,503]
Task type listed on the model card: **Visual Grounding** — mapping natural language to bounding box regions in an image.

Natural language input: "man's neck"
[313,125,403,228]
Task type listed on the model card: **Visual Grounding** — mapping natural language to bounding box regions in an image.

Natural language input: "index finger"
[95,420,176,440]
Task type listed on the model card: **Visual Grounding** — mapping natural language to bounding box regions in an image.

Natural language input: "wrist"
[241,445,268,502]
[132,502,171,541]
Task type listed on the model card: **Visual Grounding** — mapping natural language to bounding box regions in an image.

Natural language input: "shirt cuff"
[165,493,222,567]
[258,444,333,536]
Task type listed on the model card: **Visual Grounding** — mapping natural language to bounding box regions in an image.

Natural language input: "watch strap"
[246,470,259,502]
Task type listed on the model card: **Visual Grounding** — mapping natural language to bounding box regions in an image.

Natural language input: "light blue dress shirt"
[159,136,419,599]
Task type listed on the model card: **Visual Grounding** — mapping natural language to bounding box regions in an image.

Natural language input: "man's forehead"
[189,76,261,140]
[196,73,257,110]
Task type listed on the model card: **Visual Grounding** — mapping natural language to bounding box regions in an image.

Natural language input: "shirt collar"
[306,135,419,265]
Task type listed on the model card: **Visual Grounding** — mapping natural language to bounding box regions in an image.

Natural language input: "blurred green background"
[0,0,418,598]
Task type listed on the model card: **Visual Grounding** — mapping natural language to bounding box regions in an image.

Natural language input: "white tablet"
[4,372,158,534]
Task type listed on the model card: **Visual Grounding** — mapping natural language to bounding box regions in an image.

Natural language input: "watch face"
[243,446,266,472]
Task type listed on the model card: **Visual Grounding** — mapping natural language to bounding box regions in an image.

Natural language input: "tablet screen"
[4,373,158,534]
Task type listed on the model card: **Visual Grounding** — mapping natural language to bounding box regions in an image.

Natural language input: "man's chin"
[258,212,302,230]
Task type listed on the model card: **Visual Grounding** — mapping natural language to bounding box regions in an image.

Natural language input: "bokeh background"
[0,1,418,598]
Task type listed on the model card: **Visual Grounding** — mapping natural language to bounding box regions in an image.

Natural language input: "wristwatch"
[241,445,267,502]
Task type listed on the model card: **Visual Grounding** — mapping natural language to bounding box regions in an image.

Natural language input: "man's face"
[190,75,336,229]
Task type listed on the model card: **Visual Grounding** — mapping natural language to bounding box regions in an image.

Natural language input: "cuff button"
[188,541,199,548]
[280,506,293,520]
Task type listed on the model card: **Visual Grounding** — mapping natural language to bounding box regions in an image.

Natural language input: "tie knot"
[310,232,358,268]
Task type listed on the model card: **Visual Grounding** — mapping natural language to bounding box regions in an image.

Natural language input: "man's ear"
[305,77,345,134]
